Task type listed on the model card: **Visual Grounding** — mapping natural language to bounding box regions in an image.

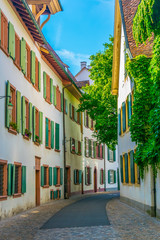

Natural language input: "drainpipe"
[63,83,72,199]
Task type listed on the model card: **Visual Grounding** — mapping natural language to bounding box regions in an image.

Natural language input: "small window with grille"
[0,164,4,196]
[13,163,22,196]
[15,165,19,194]
[0,160,7,199]
[44,167,47,186]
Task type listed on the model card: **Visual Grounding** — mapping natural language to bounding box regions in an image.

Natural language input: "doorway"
[66,166,71,197]
[35,157,41,206]
[94,167,97,192]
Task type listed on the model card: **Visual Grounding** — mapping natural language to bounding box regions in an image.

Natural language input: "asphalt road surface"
[42,193,119,229]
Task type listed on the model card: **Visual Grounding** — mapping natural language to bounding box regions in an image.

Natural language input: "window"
[108,170,116,184]
[35,57,39,90]
[9,85,16,129]
[78,141,81,155]
[25,43,30,81]
[46,73,50,102]
[0,11,8,55]
[13,162,22,196]
[77,112,80,124]
[72,105,75,121]
[33,107,43,145]
[74,169,79,184]
[85,167,91,185]
[89,139,92,157]
[108,148,116,162]
[53,167,63,186]
[64,99,68,115]
[70,138,75,153]
[0,160,7,200]
[56,86,61,111]
[45,118,51,149]
[15,33,20,68]
[85,137,89,157]
[41,165,49,187]
[35,108,39,138]
[86,111,89,127]
[25,98,29,131]
[96,143,100,158]
[100,169,104,185]
[100,145,103,159]
[55,123,60,151]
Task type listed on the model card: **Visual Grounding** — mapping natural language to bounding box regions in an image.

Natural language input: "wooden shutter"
[113,150,116,162]
[55,123,60,150]
[114,171,116,183]
[51,121,54,149]
[20,38,26,74]
[45,118,49,147]
[39,112,43,144]
[61,93,63,112]
[41,166,44,187]
[60,168,63,185]
[128,93,132,126]
[79,170,82,184]
[108,170,110,184]
[120,155,123,183]
[22,96,25,135]
[69,103,72,119]
[32,106,36,142]
[6,81,10,128]
[49,167,52,186]
[8,22,15,59]
[38,62,41,91]
[53,167,57,185]
[16,90,21,133]
[89,168,92,184]
[7,163,12,196]
[74,170,77,184]
[21,166,26,193]
[85,167,87,185]
[29,103,32,134]
[50,78,53,104]
[125,153,128,183]
[130,150,135,184]
[122,102,126,132]
[31,50,35,85]
[43,72,46,99]
[118,108,121,135]
[84,137,86,156]
[53,85,56,106]
[12,164,15,194]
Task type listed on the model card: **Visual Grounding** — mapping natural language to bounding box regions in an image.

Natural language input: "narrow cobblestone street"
[1,192,160,240]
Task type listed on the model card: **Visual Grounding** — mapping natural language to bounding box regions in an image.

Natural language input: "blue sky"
[42,0,115,75]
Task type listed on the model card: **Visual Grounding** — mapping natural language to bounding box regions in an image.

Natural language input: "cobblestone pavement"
[1,193,160,240]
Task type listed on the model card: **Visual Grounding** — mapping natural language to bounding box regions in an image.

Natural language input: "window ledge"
[0,195,7,201]
[46,146,51,150]
[24,75,31,83]
[23,135,30,141]
[56,184,60,187]
[8,127,17,135]
[45,99,51,105]
[55,149,60,153]
[34,141,40,146]
[43,185,49,188]
[0,46,9,57]
[13,193,21,198]
[14,61,21,71]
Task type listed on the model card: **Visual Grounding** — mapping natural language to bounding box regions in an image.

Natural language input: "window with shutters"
[43,165,49,187]
[0,160,7,200]
[35,108,40,144]
[55,167,60,186]
[91,140,94,158]
[14,33,20,69]
[0,11,8,55]
[25,43,30,81]
[109,170,115,184]
[100,169,104,185]
[108,149,114,162]
[85,138,89,157]
[14,162,22,197]
[72,105,75,121]
[86,167,91,185]
[55,123,60,151]
[45,118,51,149]
[74,169,79,185]
[9,85,17,132]
[46,73,51,103]
[35,57,39,91]
[71,138,75,154]
[56,86,61,111]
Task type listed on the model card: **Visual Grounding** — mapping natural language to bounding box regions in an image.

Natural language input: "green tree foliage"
[78,37,117,149]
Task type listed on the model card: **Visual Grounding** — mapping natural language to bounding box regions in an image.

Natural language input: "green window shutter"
[103,170,105,184]
[7,164,12,196]
[8,22,15,59]
[6,81,10,128]
[45,118,49,147]
[55,123,60,150]
[65,99,68,114]
[22,166,26,193]
[31,50,35,85]
[53,85,56,106]
[69,103,72,119]
[51,121,54,149]
[61,93,63,112]
[100,170,102,184]
[128,93,132,126]
[20,38,26,75]
[22,96,25,135]
[122,102,126,132]
[85,167,87,185]
[60,168,63,185]
[84,137,86,156]
[89,168,92,184]
[12,164,15,194]
[29,103,32,134]
[74,170,77,184]
[50,78,53,104]
[38,62,41,92]
[108,148,110,161]
[79,112,81,124]
[43,72,46,99]
[16,90,21,133]
[108,170,110,184]
[130,150,135,184]
[120,155,123,183]
[41,166,44,187]
[79,170,82,184]
[39,112,43,144]
[49,167,52,186]
[114,171,116,183]
[118,108,121,135]
[53,167,57,185]
[32,106,36,142]
[125,153,128,183]
[113,150,116,162]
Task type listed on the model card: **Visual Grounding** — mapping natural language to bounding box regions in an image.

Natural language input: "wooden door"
[66,167,71,197]
[94,168,97,192]
[35,170,40,206]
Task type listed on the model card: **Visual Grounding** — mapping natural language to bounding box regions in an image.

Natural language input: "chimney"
[81,61,87,70]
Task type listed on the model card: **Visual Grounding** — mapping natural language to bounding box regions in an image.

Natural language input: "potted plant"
[9,122,17,131]
[35,135,41,144]
[24,129,32,139]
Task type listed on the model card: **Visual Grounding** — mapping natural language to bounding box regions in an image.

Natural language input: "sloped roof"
[119,0,153,58]
[75,81,90,88]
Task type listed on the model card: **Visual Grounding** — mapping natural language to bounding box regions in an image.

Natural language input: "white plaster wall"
[118,24,152,207]
[75,68,93,85]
